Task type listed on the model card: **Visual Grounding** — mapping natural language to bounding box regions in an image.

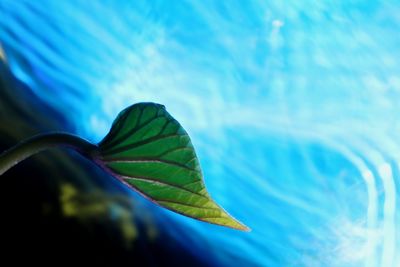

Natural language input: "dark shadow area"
[0,61,210,266]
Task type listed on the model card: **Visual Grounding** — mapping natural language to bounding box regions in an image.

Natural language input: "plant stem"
[0,132,98,175]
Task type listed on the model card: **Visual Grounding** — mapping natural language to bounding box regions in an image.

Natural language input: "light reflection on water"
[1,1,400,266]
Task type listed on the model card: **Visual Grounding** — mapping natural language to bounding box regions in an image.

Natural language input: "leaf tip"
[237,223,251,232]
[198,206,250,231]
[224,216,251,232]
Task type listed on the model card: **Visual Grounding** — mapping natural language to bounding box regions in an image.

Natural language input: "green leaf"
[96,102,248,230]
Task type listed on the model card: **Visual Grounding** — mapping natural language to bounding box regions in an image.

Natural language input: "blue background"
[1,1,400,266]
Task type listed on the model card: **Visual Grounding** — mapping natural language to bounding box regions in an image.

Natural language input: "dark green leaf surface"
[97,103,248,230]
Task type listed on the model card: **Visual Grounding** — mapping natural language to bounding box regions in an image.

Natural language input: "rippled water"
[1,1,400,266]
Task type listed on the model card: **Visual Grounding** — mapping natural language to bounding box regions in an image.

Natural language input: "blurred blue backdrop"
[1,1,400,266]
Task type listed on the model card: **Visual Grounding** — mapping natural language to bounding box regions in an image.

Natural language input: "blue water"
[1,1,400,266]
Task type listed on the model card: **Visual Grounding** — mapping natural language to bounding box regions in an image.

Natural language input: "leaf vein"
[120,175,206,198]
[156,200,220,211]
[102,134,187,155]
[104,158,197,172]
[102,106,164,151]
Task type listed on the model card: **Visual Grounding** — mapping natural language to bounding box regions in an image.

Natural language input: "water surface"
[1,1,399,266]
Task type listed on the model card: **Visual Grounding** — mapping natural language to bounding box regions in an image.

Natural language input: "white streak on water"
[378,163,396,267]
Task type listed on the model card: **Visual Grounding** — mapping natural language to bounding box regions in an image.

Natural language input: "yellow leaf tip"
[239,224,251,232]
[229,219,251,232]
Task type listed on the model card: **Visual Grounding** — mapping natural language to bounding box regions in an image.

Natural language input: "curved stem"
[0,132,98,175]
